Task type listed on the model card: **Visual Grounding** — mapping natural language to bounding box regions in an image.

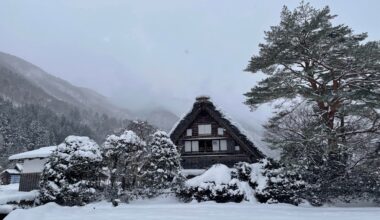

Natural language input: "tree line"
[38,130,183,206]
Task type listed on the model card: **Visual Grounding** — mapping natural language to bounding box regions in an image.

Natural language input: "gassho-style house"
[8,96,268,191]
[170,96,266,169]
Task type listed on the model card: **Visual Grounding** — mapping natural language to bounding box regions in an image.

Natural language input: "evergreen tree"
[140,131,184,198]
[126,120,157,143]
[102,130,146,202]
[244,2,380,203]
[39,136,103,206]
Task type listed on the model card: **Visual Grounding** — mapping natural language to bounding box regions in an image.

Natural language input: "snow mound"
[0,205,14,214]
[181,169,206,177]
[186,164,231,187]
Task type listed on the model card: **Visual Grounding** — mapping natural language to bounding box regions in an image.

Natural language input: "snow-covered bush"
[140,131,184,198]
[179,160,305,205]
[241,159,305,206]
[232,162,255,188]
[39,136,103,206]
[178,164,244,203]
[180,181,244,203]
[102,130,146,202]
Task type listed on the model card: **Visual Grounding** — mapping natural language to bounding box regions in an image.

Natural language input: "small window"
[186,129,192,136]
[185,141,192,152]
[212,140,220,151]
[10,175,20,184]
[192,141,199,152]
[220,140,227,151]
[235,145,240,151]
[198,124,211,135]
[217,128,224,135]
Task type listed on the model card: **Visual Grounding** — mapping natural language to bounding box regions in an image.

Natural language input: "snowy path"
[5,199,380,220]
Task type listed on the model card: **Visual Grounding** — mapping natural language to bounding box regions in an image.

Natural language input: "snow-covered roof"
[0,169,20,175]
[15,163,23,171]
[8,146,57,161]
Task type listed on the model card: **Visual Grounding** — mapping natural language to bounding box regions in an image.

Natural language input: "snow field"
[5,199,380,220]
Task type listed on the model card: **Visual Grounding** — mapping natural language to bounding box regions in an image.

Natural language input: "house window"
[212,140,219,151]
[192,141,199,152]
[10,175,20,184]
[185,141,192,152]
[211,139,228,152]
[184,140,199,152]
[217,128,224,135]
[220,140,227,151]
[199,140,212,152]
[198,124,211,135]
[235,145,240,151]
[186,129,192,136]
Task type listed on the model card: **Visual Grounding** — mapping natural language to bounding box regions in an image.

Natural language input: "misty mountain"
[0,51,132,119]
[0,51,178,131]
[135,108,179,132]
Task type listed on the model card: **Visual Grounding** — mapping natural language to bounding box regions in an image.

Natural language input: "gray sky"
[0,0,379,130]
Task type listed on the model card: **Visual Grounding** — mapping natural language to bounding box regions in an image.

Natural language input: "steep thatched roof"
[170,96,266,159]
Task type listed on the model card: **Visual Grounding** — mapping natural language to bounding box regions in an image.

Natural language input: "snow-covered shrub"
[252,160,305,206]
[180,181,244,203]
[178,164,244,203]
[140,131,184,198]
[102,130,146,202]
[232,162,252,182]
[39,136,103,206]
[178,160,306,205]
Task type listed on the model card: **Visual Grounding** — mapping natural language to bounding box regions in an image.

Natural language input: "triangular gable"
[170,96,265,159]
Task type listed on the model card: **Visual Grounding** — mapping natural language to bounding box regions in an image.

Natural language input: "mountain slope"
[0,51,178,130]
[0,51,132,119]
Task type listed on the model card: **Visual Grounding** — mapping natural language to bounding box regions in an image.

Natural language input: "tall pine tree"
[244,2,380,203]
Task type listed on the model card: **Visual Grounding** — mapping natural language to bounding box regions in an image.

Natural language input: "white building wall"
[22,158,48,173]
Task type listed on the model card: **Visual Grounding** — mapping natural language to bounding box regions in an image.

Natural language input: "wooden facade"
[0,172,11,185]
[170,96,265,169]
[19,172,41,192]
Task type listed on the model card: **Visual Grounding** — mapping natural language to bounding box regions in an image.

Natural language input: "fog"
[1,0,379,130]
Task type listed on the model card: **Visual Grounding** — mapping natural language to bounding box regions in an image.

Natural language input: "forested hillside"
[0,52,160,168]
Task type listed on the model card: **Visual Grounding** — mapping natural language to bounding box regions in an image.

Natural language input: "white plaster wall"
[22,158,48,173]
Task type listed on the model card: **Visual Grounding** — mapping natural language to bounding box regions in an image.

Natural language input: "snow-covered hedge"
[178,160,305,205]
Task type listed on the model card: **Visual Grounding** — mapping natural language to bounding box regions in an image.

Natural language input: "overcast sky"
[0,0,379,131]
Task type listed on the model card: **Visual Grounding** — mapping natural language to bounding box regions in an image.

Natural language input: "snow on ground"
[0,184,38,214]
[0,184,38,205]
[5,198,380,220]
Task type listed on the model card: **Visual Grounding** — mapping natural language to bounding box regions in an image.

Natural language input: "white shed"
[8,146,56,191]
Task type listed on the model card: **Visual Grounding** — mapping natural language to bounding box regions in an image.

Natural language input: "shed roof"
[9,146,57,161]
[1,169,20,175]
